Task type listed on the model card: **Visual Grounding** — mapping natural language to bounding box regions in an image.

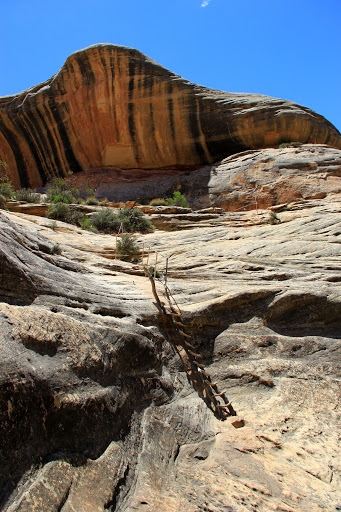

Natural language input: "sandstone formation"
[62,144,341,208]
[1,194,341,510]
[183,143,341,211]
[1,43,341,189]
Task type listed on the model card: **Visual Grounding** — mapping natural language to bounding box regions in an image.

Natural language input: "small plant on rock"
[15,188,41,203]
[51,243,62,255]
[90,208,120,233]
[116,234,140,259]
[46,178,80,204]
[165,191,189,208]
[150,198,167,206]
[46,202,72,222]
[0,194,6,209]
[267,211,281,225]
[85,196,99,205]
[118,207,154,233]
[0,180,14,200]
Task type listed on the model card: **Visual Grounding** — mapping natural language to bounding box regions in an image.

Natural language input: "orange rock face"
[0,43,341,189]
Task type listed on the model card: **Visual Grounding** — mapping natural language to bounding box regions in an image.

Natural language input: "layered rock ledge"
[1,43,340,189]
[1,197,341,510]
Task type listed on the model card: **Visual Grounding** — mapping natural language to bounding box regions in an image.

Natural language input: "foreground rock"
[1,198,341,510]
[0,44,340,189]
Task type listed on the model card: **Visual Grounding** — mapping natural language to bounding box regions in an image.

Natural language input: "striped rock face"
[0,43,341,189]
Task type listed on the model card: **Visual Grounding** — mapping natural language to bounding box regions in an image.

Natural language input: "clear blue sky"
[1,0,340,131]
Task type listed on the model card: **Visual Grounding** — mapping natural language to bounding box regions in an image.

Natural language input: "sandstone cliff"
[1,43,340,189]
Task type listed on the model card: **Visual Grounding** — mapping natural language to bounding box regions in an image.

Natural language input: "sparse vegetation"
[46,202,72,222]
[80,217,94,231]
[267,211,281,225]
[90,208,120,233]
[150,198,167,207]
[118,207,154,233]
[0,180,14,200]
[0,194,6,209]
[85,196,99,205]
[116,234,140,258]
[48,220,58,231]
[46,178,80,204]
[15,188,41,203]
[279,141,302,149]
[90,207,154,234]
[51,243,62,255]
[150,191,189,208]
[147,265,161,278]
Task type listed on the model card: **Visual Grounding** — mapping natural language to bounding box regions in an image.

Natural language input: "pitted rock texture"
[1,200,341,511]
[0,43,340,189]
[183,144,341,211]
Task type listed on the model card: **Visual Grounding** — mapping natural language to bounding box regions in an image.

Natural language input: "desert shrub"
[71,209,87,227]
[51,243,62,255]
[116,234,139,257]
[165,191,189,208]
[80,217,94,230]
[147,265,161,278]
[267,211,281,225]
[48,220,57,231]
[90,208,121,233]
[0,194,6,209]
[15,188,41,203]
[90,207,153,234]
[46,202,72,222]
[86,196,99,205]
[279,141,302,149]
[117,207,154,233]
[86,188,94,197]
[0,180,14,200]
[46,178,80,204]
[150,198,167,206]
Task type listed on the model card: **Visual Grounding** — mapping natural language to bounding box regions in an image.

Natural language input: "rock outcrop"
[61,144,341,207]
[1,197,341,510]
[1,43,340,189]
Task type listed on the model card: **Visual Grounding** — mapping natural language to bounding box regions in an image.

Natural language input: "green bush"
[0,194,6,209]
[86,196,99,205]
[165,191,189,208]
[150,198,167,206]
[117,207,154,233]
[279,141,302,149]
[116,234,140,257]
[46,202,72,222]
[0,180,14,200]
[80,217,94,231]
[71,209,87,227]
[90,207,154,234]
[46,178,80,204]
[15,188,41,203]
[90,208,121,233]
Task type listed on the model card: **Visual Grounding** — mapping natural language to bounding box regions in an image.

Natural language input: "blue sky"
[1,0,340,131]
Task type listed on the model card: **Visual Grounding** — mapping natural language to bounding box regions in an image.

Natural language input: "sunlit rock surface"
[1,196,341,510]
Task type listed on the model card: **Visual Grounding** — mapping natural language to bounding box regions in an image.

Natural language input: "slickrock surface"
[1,196,341,511]
[1,43,340,189]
